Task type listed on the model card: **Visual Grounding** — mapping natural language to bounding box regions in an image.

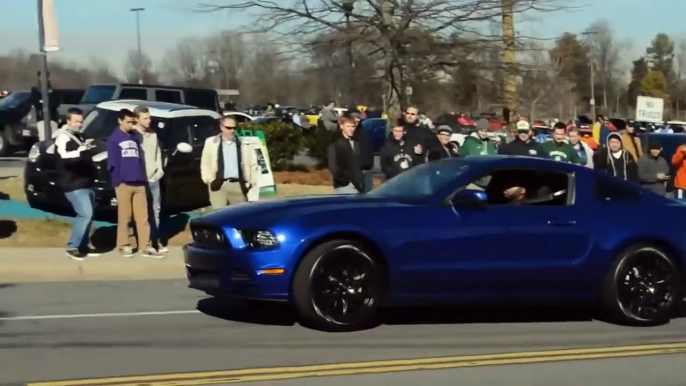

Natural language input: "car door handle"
[547,220,576,226]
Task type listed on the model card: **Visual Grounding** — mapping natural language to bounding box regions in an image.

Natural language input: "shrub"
[304,127,335,168]
[238,121,304,171]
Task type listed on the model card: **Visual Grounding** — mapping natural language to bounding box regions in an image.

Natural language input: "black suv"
[58,83,221,121]
[25,100,222,220]
[0,88,84,155]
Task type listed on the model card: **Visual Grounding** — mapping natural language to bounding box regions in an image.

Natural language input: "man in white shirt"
[133,106,167,254]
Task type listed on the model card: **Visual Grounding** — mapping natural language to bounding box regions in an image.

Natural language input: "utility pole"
[501,0,518,133]
[582,30,598,119]
[37,0,52,140]
[342,1,355,107]
[130,7,145,84]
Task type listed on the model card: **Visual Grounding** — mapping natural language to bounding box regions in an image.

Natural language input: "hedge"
[238,121,304,171]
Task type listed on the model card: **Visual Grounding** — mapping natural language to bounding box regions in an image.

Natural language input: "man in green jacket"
[540,122,580,164]
[460,118,497,156]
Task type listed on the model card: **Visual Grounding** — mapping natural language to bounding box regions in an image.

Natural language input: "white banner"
[635,96,664,123]
[41,0,60,52]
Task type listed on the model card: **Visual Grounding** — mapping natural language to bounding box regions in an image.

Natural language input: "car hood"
[197,194,412,228]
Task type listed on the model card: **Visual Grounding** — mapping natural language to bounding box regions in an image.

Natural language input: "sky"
[1,0,685,78]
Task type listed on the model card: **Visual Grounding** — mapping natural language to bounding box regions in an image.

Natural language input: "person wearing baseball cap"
[426,126,459,161]
[460,118,496,156]
[498,120,544,157]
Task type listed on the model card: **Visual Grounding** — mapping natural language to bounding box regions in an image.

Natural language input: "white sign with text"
[635,96,664,123]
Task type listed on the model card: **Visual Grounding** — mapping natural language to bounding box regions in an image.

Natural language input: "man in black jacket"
[594,132,639,183]
[328,117,363,194]
[426,126,459,161]
[380,120,422,180]
[497,120,544,157]
[54,108,99,260]
[402,105,438,162]
[349,111,375,192]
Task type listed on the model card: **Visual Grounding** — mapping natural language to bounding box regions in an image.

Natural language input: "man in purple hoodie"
[107,109,162,258]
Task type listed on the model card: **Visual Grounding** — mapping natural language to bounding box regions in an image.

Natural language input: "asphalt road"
[2,280,686,385]
[0,157,25,178]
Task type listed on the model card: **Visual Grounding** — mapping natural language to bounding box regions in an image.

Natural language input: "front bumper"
[184,243,290,302]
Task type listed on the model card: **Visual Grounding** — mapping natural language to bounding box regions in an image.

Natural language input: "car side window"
[174,116,219,146]
[118,88,148,100]
[184,90,218,111]
[164,118,192,151]
[465,168,572,206]
[155,89,182,104]
[230,114,250,123]
[595,176,641,202]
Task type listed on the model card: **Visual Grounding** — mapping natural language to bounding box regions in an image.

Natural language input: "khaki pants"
[115,184,150,250]
[209,180,247,209]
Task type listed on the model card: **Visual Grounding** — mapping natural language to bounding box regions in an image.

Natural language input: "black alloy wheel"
[603,245,682,326]
[292,240,382,332]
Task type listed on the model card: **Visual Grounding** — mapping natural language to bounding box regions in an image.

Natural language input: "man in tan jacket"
[201,117,258,209]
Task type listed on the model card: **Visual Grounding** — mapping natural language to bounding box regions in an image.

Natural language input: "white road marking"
[0,310,201,321]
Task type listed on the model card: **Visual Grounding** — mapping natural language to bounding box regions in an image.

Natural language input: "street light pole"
[37,0,52,139]
[582,30,599,120]
[342,1,355,107]
[130,7,145,84]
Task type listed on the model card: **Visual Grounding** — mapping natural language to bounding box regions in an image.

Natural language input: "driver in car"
[503,185,526,204]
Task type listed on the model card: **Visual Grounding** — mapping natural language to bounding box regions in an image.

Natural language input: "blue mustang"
[184,156,686,331]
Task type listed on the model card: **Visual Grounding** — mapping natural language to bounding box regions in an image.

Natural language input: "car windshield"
[367,160,470,202]
[81,85,116,104]
[0,92,30,110]
[81,108,120,139]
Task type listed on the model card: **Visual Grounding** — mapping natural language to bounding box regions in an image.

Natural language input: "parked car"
[58,83,221,120]
[0,88,84,156]
[25,100,222,219]
[223,111,254,124]
[184,156,686,331]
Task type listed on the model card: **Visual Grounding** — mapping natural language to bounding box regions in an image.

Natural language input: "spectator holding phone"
[638,140,670,196]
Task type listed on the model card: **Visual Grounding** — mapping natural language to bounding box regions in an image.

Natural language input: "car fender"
[285,223,393,283]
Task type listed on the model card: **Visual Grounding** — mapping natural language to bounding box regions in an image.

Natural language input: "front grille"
[190,220,229,249]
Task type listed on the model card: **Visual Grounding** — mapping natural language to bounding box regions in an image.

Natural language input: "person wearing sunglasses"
[200,117,259,209]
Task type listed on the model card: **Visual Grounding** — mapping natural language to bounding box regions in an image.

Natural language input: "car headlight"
[239,230,278,248]
[28,143,41,163]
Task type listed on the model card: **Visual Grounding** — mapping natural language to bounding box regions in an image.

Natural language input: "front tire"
[291,240,383,332]
[601,244,683,326]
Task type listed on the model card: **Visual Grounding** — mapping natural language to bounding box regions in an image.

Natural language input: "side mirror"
[452,189,488,207]
[172,142,193,157]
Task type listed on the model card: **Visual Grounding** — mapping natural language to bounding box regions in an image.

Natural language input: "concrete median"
[0,247,187,283]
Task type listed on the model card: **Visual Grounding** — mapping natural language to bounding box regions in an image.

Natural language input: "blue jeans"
[64,189,95,250]
[361,170,373,193]
[147,180,162,246]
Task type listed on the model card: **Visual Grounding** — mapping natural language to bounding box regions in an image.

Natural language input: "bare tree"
[197,0,571,118]
[584,19,630,113]
[124,50,158,84]
[205,31,248,89]
[160,37,210,86]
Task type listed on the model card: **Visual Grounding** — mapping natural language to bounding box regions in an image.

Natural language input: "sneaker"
[157,246,169,254]
[66,249,86,261]
[80,247,101,258]
[120,246,134,258]
[141,247,165,259]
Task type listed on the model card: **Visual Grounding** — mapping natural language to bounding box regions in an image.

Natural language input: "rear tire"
[601,244,683,326]
[291,240,383,332]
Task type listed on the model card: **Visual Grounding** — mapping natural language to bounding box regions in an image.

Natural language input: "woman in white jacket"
[567,127,594,168]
